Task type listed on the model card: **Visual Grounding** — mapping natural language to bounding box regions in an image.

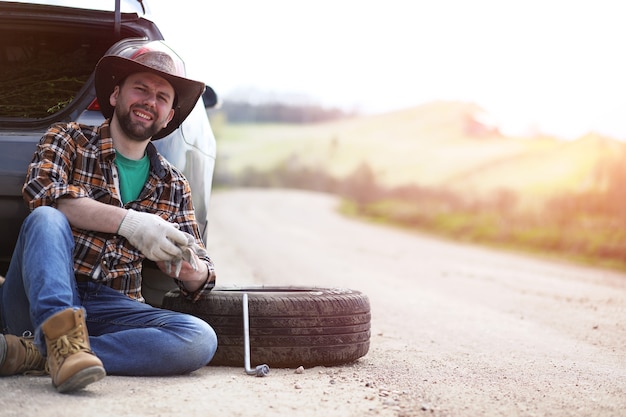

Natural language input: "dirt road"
[2,188,625,416]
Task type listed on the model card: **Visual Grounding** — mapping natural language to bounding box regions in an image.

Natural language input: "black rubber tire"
[162,286,371,368]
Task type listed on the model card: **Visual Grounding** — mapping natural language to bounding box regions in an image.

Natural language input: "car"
[0,0,218,306]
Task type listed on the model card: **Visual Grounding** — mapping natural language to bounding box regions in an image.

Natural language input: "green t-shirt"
[115,151,150,204]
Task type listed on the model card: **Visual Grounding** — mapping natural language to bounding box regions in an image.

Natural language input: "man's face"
[109,72,176,141]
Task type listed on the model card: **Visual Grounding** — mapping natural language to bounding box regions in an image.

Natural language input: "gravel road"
[1,188,625,417]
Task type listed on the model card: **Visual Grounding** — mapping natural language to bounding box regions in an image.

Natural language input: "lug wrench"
[243,293,270,377]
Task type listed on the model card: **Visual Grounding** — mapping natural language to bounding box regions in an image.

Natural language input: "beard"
[115,105,164,141]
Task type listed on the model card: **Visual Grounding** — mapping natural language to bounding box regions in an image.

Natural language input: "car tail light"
[87,98,101,112]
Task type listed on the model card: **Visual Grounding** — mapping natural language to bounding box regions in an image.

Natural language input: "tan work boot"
[0,334,47,376]
[41,308,105,393]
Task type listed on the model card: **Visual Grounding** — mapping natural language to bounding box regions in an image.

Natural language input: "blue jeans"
[0,206,217,376]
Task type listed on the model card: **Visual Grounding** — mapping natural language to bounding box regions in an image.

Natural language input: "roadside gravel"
[1,188,624,417]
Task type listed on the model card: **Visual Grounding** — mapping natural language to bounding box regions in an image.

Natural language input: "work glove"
[165,232,208,277]
[117,209,187,262]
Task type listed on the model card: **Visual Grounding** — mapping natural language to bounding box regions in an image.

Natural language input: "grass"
[215,103,623,199]
[339,198,626,271]
[210,101,626,272]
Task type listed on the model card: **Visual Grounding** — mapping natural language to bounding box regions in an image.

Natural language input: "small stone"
[294,384,302,390]
[295,366,304,374]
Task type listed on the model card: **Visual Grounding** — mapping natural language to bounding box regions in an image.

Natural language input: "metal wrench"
[243,293,270,377]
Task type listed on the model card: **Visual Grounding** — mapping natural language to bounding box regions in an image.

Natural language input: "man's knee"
[186,315,218,365]
[23,206,71,236]
[27,206,67,225]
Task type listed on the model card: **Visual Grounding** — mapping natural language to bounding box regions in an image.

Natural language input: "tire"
[162,286,371,368]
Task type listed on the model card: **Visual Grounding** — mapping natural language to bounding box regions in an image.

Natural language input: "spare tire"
[162,286,371,368]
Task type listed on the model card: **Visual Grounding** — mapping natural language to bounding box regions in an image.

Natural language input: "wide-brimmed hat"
[95,49,205,140]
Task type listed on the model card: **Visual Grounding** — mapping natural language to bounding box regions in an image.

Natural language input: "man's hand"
[117,209,187,261]
[157,250,209,292]
[157,231,210,292]
[163,232,207,277]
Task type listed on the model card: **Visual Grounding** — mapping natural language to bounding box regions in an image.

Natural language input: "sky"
[148,0,626,140]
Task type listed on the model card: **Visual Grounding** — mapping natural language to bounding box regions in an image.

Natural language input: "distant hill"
[213,101,626,203]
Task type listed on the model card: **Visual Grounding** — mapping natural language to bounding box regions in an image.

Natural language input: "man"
[0,48,217,393]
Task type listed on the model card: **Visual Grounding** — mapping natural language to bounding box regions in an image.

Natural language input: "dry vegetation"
[0,48,97,118]
[210,101,626,270]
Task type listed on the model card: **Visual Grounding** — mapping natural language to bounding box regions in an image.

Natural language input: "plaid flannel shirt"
[22,120,215,302]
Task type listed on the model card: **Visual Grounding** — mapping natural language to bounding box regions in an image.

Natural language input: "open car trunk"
[0,2,163,264]
[0,2,161,125]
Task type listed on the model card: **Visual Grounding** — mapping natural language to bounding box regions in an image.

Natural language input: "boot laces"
[50,326,92,359]
[20,338,47,376]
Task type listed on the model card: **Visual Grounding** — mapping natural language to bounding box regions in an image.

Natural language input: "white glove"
[117,209,187,262]
[165,231,208,277]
